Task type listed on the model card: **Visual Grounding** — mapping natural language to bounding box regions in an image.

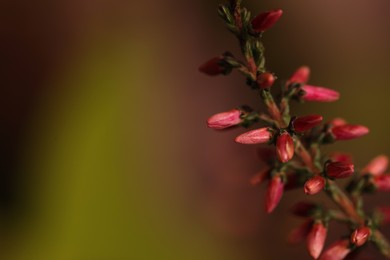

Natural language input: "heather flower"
[235,127,273,144]
[288,220,313,244]
[320,240,350,260]
[326,162,354,179]
[257,72,275,89]
[251,9,283,33]
[289,66,310,84]
[331,124,369,140]
[265,175,284,213]
[351,227,371,247]
[307,222,327,259]
[199,57,226,76]
[328,118,347,127]
[361,155,389,176]
[372,175,390,191]
[301,85,340,102]
[304,176,326,195]
[292,115,323,133]
[276,132,294,163]
[207,109,242,129]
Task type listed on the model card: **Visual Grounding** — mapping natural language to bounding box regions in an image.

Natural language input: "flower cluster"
[201,1,390,259]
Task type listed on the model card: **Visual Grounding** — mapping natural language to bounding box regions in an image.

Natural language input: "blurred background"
[1,0,390,259]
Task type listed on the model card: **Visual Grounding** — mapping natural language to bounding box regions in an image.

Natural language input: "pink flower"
[235,127,273,144]
[351,227,371,247]
[293,115,323,133]
[331,124,369,140]
[276,132,294,163]
[251,9,283,33]
[288,220,313,244]
[257,72,275,89]
[304,176,326,195]
[373,175,390,191]
[207,109,242,129]
[307,222,327,259]
[199,57,225,76]
[289,66,310,84]
[265,175,284,213]
[301,85,340,102]
[328,118,347,127]
[320,240,350,260]
[361,155,389,176]
[329,152,353,164]
[326,162,354,179]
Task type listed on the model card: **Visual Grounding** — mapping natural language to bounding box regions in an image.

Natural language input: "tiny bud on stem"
[292,114,323,133]
[257,72,275,89]
[307,222,327,259]
[251,9,283,33]
[331,124,369,140]
[265,175,284,213]
[235,127,273,144]
[301,85,340,102]
[326,162,354,179]
[304,176,326,195]
[319,240,350,260]
[289,66,310,84]
[276,132,294,163]
[199,57,226,76]
[351,227,371,247]
[207,109,242,129]
[361,155,389,176]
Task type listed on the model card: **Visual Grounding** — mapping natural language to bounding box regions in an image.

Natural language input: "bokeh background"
[1,0,390,259]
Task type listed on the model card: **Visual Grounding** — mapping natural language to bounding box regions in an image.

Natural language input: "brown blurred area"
[1,0,390,259]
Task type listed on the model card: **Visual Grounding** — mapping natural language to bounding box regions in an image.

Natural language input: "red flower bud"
[307,222,328,259]
[301,85,340,102]
[291,202,318,217]
[251,9,283,33]
[276,132,294,163]
[288,220,313,244]
[304,176,326,195]
[207,109,242,129]
[250,168,270,186]
[235,127,273,144]
[293,114,323,133]
[257,72,275,89]
[373,175,390,191]
[265,175,284,213]
[319,240,350,260]
[199,57,225,76]
[377,207,390,224]
[351,227,371,247]
[326,162,354,179]
[328,118,347,127]
[329,152,353,164]
[361,155,389,176]
[331,124,369,141]
[289,66,310,84]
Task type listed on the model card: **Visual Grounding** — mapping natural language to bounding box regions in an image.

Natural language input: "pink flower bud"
[251,9,283,33]
[304,176,326,195]
[328,118,347,127]
[207,109,242,130]
[329,152,353,164]
[319,240,350,260]
[291,202,318,217]
[377,207,390,224]
[326,162,354,179]
[289,66,310,84]
[288,220,313,244]
[331,124,369,141]
[351,227,371,247]
[199,57,225,76]
[235,127,273,144]
[265,175,284,213]
[293,115,323,133]
[301,85,340,102]
[276,132,294,163]
[373,175,390,191]
[361,155,389,176]
[307,222,327,259]
[257,72,275,89]
[250,168,270,186]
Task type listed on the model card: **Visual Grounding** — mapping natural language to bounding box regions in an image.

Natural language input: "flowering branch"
[200,1,390,259]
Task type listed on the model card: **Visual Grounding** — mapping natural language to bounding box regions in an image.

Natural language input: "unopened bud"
[289,66,310,84]
[329,152,353,164]
[265,175,284,213]
[257,72,275,89]
[199,57,226,76]
[251,9,283,33]
[301,85,340,102]
[292,114,323,133]
[276,132,294,163]
[235,127,273,144]
[291,202,318,217]
[373,175,390,191]
[328,118,347,127]
[319,240,350,260]
[307,222,327,259]
[207,109,242,129]
[326,162,354,179]
[361,155,389,176]
[331,124,369,141]
[351,227,371,247]
[304,176,326,195]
